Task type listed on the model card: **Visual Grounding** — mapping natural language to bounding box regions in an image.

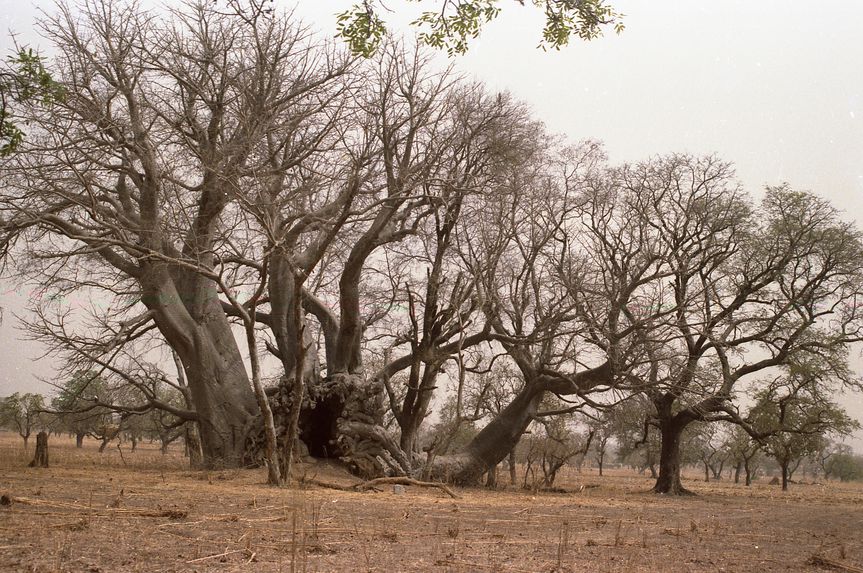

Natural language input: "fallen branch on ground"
[186,548,251,563]
[353,477,460,499]
[808,555,863,573]
[297,476,354,492]
[297,475,459,498]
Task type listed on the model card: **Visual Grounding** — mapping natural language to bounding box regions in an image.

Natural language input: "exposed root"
[652,484,694,496]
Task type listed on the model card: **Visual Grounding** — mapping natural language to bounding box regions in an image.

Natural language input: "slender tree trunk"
[509,450,517,486]
[486,463,498,488]
[22,434,30,451]
[734,461,742,484]
[781,459,789,491]
[281,273,310,484]
[598,451,604,477]
[703,462,710,482]
[185,422,204,469]
[399,363,439,454]
[243,316,281,485]
[75,433,84,448]
[653,418,690,495]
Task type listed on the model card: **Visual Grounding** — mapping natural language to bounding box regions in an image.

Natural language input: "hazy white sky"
[2,0,862,443]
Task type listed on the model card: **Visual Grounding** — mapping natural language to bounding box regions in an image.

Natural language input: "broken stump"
[28,431,49,468]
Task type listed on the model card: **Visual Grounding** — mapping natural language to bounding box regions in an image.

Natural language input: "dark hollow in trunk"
[299,388,344,459]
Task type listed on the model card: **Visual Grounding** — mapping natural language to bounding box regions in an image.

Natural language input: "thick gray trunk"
[143,262,258,469]
[180,328,258,468]
[426,386,542,484]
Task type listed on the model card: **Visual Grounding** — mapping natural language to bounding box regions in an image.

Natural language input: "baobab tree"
[0,0,352,467]
[5,0,861,491]
[0,0,557,478]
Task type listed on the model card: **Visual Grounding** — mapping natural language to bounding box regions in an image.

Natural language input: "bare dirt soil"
[1,432,862,572]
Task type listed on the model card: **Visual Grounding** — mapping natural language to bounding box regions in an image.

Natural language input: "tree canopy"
[0,0,860,494]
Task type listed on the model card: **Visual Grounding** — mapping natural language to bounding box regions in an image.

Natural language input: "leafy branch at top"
[337,0,624,57]
[0,48,66,156]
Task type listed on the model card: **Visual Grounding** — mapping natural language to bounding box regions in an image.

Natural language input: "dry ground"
[1,432,862,572]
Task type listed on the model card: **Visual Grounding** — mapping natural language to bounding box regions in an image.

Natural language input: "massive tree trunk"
[179,329,258,467]
[333,373,417,478]
[144,270,259,469]
[653,417,691,495]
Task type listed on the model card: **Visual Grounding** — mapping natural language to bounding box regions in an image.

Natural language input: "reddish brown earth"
[1,432,861,572]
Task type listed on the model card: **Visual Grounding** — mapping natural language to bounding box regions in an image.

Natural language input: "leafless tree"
[0,0,351,467]
[567,155,863,494]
